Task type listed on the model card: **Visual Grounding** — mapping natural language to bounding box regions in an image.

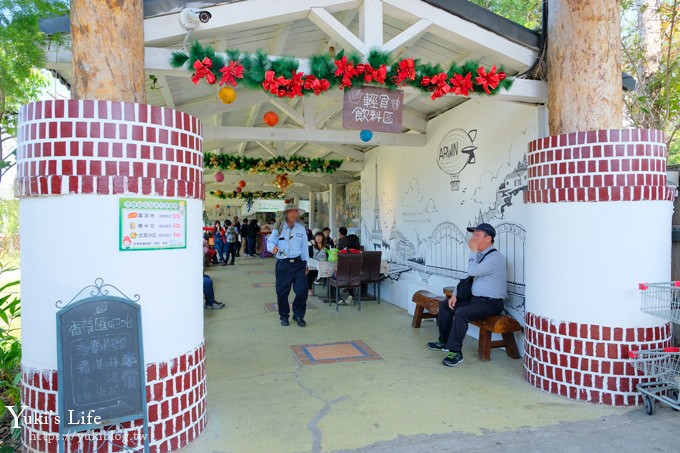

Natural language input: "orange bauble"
[239,180,246,188]
[263,111,279,127]
[216,204,220,209]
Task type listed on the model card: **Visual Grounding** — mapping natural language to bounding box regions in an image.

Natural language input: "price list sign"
[119,198,187,251]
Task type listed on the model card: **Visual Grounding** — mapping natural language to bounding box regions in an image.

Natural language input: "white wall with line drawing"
[360,98,539,329]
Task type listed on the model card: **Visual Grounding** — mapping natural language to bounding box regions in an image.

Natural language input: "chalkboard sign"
[56,280,148,446]
[342,85,403,133]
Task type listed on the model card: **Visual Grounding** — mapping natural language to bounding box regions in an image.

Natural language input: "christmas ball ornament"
[227,205,231,209]
[215,171,225,182]
[236,187,242,193]
[263,111,279,127]
[218,87,237,104]
[239,180,246,188]
[360,130,373,142]
[216,204,220,209]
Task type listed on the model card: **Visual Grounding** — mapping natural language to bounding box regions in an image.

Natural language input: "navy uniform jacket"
[266,222,310,263]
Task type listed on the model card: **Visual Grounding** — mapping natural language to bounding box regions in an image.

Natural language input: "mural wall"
[361,98,539,325]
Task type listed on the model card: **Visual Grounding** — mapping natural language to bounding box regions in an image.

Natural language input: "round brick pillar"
[523,128,674,406]
[16,100,207,452]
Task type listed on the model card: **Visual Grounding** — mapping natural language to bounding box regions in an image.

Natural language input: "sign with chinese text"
[119,198,186,251]
[57,296,146,431]
[342,85,403,133]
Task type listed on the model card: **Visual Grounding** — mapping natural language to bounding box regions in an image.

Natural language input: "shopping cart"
[629,348,680,414]
[638,281,680,324]
[631,281,680,414]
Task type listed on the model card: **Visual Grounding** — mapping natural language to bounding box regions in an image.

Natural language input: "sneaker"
[442,352,464,367]
[212,301,225,309]
[346,295,354,305]
[427,341,449,352]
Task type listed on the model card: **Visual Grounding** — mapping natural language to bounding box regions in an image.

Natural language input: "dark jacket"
[247,222,260,239]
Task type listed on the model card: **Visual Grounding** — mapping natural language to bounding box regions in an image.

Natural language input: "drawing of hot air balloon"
[436,129,477,191]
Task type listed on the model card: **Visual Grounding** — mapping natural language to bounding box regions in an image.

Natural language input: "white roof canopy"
[44,0,546,201]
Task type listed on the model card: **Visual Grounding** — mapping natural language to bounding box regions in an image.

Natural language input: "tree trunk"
[70,0,146,103]
[547,0,623,135]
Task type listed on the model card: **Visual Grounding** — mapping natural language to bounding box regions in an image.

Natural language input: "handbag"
[455,248,496,302]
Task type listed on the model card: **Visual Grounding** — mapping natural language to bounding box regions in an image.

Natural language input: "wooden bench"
[411,290,443,328]
[442,286,522,362]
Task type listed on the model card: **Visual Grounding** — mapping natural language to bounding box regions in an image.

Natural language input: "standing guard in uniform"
[267,204,310,327]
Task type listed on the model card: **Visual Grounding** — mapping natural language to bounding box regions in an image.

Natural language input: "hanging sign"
[342,85,403,133]
[119,198,187,251]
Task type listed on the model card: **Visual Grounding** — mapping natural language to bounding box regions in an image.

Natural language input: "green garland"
[211,190,283,200]
[206,152,343,174]
[170,42,513,100]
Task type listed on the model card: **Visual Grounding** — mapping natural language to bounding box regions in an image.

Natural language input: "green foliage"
[621,0,680,162]
[204,153,344,174]
[468,0,543,29]
[211,190,284,200]
[0,262,22,442]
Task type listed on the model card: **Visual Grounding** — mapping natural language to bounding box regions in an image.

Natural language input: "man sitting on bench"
[427,223,507,367]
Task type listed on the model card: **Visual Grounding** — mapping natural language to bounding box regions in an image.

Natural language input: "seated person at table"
[331,234,362,305]
[307,231,328,295]
[323,227,335,248]
[427,223,506,368]
[336,227,348,250]
[203,274,225,310]
[203,237,217,267]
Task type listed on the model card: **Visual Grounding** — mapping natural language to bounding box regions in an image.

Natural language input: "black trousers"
[275,258,308,320]
[438,296,504,353]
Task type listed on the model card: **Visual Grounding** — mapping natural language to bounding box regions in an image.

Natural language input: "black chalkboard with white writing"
[57,295,146,431]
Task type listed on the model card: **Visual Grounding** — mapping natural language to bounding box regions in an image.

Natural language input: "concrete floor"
[180,258,674,453]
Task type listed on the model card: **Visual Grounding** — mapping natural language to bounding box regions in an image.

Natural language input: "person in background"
[203,236,217,267]
[203,274,225,309]
[306,231,328,295]
[246,219,260,257]
[224,219,238,265]
[267,204,310,327]
[241,219,249,256]
[213,220,227,264]
[234,217,241,257]
[427,223,507,368]
[322,227,335,248]
[336,226,348,250]
[335,234,362,305]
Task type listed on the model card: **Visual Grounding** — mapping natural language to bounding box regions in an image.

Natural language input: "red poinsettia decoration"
[192,57,217,85]
[334,56,359,89]
[450,72,474,96]
[394,58,416,85]
[475,65,503,94]
[262,70,281,94]
[219,60,244,86]
[303,75,331,95]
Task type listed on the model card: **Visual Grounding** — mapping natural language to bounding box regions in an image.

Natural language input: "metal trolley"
[630,282,680,415]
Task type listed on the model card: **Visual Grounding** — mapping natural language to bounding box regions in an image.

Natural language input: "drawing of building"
[371,160,383,250]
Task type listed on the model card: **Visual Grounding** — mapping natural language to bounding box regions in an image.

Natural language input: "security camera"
[179,8,212,30]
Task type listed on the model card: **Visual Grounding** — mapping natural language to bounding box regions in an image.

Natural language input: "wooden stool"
[411,290,443,328]
[470,315,522,361]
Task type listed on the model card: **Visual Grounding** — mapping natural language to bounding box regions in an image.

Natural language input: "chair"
[361,251,382,303]
[328,253,363,311]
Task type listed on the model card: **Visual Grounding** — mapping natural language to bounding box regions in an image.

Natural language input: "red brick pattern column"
[524,314,671,405]
[15,100,204,199]
[524,128,673,406]
[21,343,206,453]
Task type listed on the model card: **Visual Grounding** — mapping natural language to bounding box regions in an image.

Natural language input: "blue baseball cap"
[467,223,496,239]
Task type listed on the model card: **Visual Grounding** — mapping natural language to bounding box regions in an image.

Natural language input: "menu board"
[57,297,145,430]
[119,198,186,251]
[342,85,403,133]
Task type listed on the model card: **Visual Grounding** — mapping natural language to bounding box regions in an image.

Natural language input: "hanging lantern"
[239,180,246,188]
[263,111,279,127]
[360,129,373,142]
[215,171,225,182]
[218,86,237,104]
[236,187,242,193]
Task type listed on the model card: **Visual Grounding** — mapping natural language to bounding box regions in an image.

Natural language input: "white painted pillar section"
[537,104,549,138]
[329,183,338,237]
[360,0,383,52]
[308,192,316,229]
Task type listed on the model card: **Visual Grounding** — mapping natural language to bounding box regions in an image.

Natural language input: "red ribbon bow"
[304,75,331,95]
[450,72,474,96]
[429,73,451,100]
[475,65,501,94]
[219,60,244,87]
[364,64,387,84]
[191,57,216,85]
